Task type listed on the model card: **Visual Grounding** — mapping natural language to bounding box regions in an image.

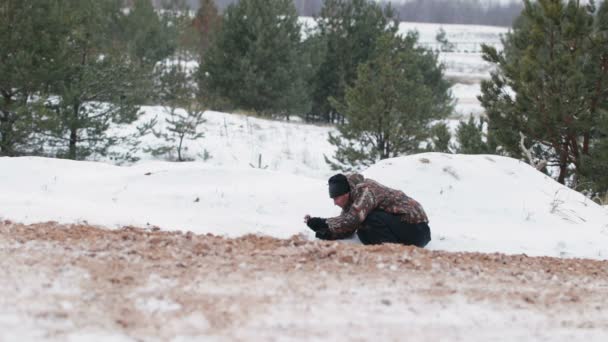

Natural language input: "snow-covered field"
[396,21,509,117]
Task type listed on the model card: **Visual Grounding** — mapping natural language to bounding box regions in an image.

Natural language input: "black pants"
[357,210,431,247]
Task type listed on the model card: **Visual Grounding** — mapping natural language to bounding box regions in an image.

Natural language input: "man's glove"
[306,217,329,232]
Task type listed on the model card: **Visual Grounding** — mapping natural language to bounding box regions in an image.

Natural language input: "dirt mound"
[1,220,607,341]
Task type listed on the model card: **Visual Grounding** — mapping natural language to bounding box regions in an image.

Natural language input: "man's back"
[329,174,428,232]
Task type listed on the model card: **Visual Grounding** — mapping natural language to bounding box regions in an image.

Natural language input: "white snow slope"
[1,138,606,260]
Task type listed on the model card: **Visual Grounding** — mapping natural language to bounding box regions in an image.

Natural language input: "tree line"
[1,0,455,162]
[1,0,607,200]
[2,0,190,161]
[198,0,455,171]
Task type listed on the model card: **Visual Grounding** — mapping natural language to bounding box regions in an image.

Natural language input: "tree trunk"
[68,102,80,160]
[383,131,390,159]
[0,93,14,156]
[0,114,14,156]
[69,127,78,159]
[557,141,569,184]
[177,134,184,161]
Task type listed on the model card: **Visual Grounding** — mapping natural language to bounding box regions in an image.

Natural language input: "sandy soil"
[1,220,608,341]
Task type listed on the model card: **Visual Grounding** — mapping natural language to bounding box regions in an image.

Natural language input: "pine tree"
[159,0,199,60]
[122,0,176,67]
[579,0,608,199]
[0,0,61,156]
[430,122,452,153]
[299,27,327,122]
[199,0,309,119]
[479,0,608,186]
[579,111,608,200]
[193,0,221,59]
[38,0,146,160]
[190,0,222,107]
[310,0,398,123]
[150,63,206,162]
[454,116,493,154]
[326,33,453,170]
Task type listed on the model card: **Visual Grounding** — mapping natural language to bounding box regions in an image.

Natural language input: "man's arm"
[305,217,354,240]
[326,187,377,236]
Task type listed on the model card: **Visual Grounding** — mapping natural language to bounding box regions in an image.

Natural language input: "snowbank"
[1,153,606,259]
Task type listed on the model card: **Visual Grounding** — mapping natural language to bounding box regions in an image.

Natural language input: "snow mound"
[365,153,608,258]
[1,153,607,259]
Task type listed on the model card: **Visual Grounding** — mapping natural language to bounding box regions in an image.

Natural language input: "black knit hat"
[328,173,350,198]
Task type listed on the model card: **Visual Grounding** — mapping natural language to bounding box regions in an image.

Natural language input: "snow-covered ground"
[110,107,337,178]
[4,222,607,342]
[450,82,484,118]
[2,134,607,259]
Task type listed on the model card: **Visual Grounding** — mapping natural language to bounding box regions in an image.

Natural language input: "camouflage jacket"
[325,173,429,239]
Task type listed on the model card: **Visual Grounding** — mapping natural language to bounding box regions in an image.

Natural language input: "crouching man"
[304,173,431,247]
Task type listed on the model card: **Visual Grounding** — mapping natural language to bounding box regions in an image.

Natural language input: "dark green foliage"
[199,0,309,119]
[36,0,147,161]
[430,122,452,153]
[122,0,177,67]
[579,110,608,200]
[299,26,327,123]
[160,0,200,60]
[0,0,62,156]
[0,0,200,163]
[455,116,494,154]
[310,0,398,123]
[326,33,453,170]
[582,0,608,198]
[479,0,608,190]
